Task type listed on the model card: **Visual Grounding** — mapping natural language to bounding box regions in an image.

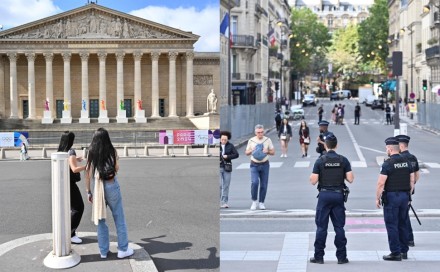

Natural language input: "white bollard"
[183,145,189,156]
[0,148,5,159]
[400,123,408,135]
[123,146,129,157]
[44,152,80,269]
[82,147,88,159]
[144,145,149,156]
[203,144,211,157]
[164,145,169,156]
[42,147,47,159]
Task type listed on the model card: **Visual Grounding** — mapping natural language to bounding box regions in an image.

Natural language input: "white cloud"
[130,5,219,52]
[0,0,61,28]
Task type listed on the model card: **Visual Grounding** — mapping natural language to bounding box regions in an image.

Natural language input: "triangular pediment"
[0,3,199,42]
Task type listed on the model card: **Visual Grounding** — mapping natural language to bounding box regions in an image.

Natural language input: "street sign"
[409,92,415,99]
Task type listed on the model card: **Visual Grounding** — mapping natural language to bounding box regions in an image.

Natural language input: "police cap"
[385,137,399,145]
[318,120,329,127]
[396,134,410,144]
[324,132,337,142]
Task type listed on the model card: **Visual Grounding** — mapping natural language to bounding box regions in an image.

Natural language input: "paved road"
[0,157,219,272]
[221,98,440,271]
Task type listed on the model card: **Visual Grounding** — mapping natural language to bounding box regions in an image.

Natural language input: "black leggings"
[71,183,84,237]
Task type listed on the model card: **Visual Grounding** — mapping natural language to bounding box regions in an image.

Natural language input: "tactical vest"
[400,151,419,171]
[384,156,411,192]
[319,155,345,187]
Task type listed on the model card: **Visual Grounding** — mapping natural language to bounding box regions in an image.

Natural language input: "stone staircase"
[0,117,197,132]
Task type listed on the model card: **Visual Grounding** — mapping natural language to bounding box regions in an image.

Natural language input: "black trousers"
[70,182,84,237]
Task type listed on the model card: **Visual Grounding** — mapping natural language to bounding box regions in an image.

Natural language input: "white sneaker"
[221,203,229,208]
[117,247,134,259]
[284,154,288,158]
[250,201,258,210]
[259,203,266,210]
[71,236,82,244]
[280,154,284,158]
[100,253,107,259]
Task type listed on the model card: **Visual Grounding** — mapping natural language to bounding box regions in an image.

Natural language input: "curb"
[0,232,158,272]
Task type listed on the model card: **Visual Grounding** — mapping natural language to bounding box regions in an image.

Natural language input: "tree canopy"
[289,7,332,76]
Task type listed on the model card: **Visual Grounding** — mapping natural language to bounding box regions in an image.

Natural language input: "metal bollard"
[183,145,189,156]
[144,145,149,156]
[0,148,5,159]
[123,146,128,157]
[44,152,81,269]
[82,147,88,159]
[42,147,47,159]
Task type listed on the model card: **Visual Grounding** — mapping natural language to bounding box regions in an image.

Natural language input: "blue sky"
[0,0,219,52]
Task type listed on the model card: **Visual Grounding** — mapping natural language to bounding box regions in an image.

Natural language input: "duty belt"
[319,188,343,193]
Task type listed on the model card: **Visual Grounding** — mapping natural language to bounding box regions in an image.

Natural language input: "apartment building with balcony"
[230,0,291,105]
[293,0,373,33]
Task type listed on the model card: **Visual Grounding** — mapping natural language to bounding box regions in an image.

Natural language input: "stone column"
[151,51,161,118]
[116,51,128,123]
[43,53,54,123]
[61,52,72,123]
[133,51,142,114]
[185,51,195,117]
[79,52,90,123]
[98,52,109,122]
[25,53,36,119]
[7,53,18,118]
[168,51,178,117]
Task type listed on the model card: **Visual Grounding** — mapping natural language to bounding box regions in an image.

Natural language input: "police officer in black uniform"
[309,133,354,264]
[396,134,420,247]
[376,137,415,261]
[316,120,332,157]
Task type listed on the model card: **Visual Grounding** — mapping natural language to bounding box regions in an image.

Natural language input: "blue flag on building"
[220,13,229,35]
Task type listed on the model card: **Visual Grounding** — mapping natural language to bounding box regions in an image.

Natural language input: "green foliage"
[327,24,360,74]
[289,7,332,75]
[358,0,389,73]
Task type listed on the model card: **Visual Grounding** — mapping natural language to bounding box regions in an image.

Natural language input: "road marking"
[351,161,367,167]
[345,122,366,163]
[294,161,310,167]
[236,162,283,169]
[420,168,430,174]
[425,162,440,168]
[359,145,386,154]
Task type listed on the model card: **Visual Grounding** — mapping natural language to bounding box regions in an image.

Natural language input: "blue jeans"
[250,161,270,203]
[314,191,347,260]
[97,177,129,255]
[220,167,232,204]
[384,191,409,255]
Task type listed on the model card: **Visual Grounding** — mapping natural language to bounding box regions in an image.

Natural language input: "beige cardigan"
[92,171,106,225]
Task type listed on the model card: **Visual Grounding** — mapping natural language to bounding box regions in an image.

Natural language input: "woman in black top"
[57,131,86,244]
[299,120,310,157]
[220,131,239,208]
[278,118,292,157]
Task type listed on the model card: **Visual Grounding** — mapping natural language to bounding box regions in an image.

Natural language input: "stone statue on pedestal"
[207,89,218,113]
[45,99,49,111]
[101,100,106,110]
[120,99,125,110]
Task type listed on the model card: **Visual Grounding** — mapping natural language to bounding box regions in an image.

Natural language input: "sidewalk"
[0,232,158,272]
[221,231,440,272]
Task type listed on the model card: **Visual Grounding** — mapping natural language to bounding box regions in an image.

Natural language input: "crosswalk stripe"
[425,162,440,168]
[293,161,310,167]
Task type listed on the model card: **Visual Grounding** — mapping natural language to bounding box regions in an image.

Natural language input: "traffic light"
[422,79,428,91]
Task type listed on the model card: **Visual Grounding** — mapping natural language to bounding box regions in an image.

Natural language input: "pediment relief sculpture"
[1,9,182,40]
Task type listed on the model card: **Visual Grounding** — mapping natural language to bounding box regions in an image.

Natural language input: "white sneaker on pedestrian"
[100,253,107,259]
[221,203,229,208]
[117,247,134,259]
[250,201,258,210]
[280,154,284,158]
[71,235,82,244]
[284,154,288,158]
[259,203,266,210]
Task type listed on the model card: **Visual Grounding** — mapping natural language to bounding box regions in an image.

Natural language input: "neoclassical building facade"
[0,3,219,123]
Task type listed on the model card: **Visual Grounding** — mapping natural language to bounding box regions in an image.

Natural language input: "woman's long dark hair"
[57,131,75,152]
[86,128,116,178]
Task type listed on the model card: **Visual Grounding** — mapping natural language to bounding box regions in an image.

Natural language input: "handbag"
[221,155,232,172]
[280,134,287,140]
[303,137,310,144]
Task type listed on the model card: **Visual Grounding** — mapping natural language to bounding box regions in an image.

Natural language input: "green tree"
[358,0,389,73]
[328,24,360,75]
[289,8,331,76]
